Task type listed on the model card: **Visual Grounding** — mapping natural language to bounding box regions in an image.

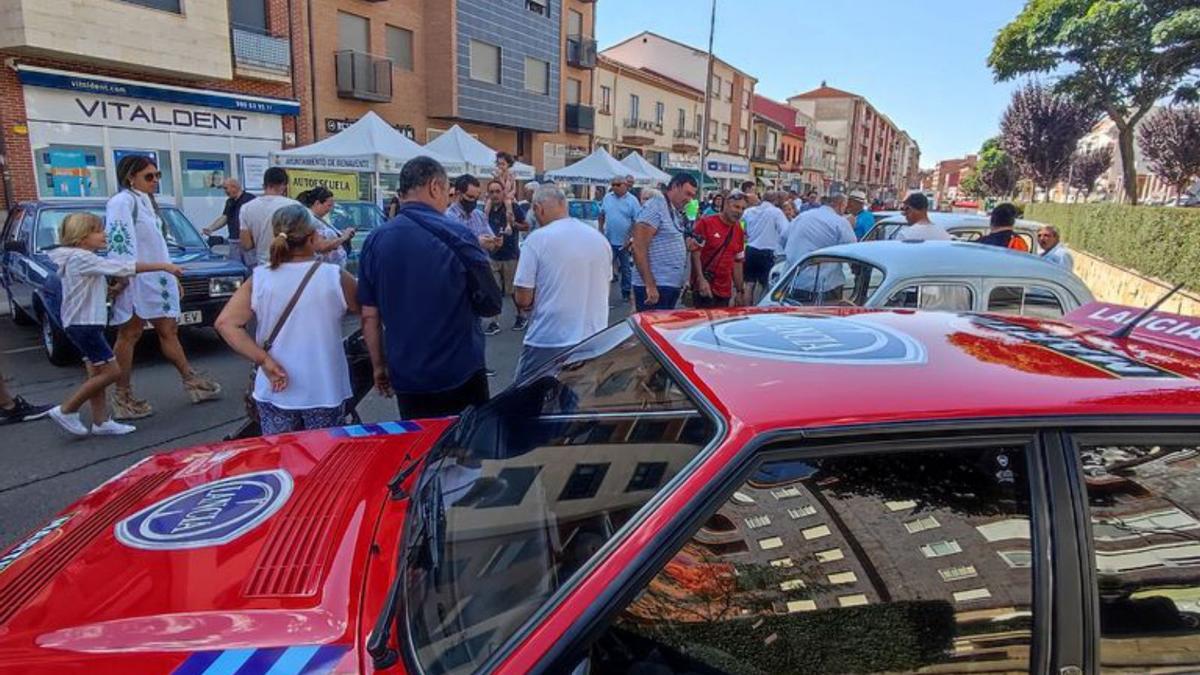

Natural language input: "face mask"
[461,198,478,212]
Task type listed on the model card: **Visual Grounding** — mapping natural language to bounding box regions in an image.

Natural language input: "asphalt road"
[0,286,632,548]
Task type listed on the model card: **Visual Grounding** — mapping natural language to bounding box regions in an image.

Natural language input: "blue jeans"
[633,285,681,312]
[611,244,632,298]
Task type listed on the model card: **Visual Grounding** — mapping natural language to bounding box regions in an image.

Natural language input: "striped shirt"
[631,195,688,289]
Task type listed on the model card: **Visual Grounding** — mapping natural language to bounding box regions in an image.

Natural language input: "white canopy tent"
[545,147,639,185]
[620,151,671,185]
[268,112,460,203]
[424,125,535,180]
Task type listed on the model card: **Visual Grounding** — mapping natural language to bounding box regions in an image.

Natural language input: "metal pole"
[698,0,717,191]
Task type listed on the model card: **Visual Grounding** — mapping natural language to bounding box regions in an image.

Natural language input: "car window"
[585,442,1036,674]
[884,284,975,311]
[2,208,25,244]
[330,202,384,232]
[35,209,105,251]
[772,256,884,307]
[955,230,983,242]
[404,323,719,675]
[1076,438,1200,672]
[987,286,1066,318]
[159,209,207,248]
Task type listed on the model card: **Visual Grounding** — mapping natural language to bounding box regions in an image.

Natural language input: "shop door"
[180,152,231,232]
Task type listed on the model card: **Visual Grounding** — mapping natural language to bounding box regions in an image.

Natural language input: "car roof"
[877,212,1043,231]
[21,200,180,210]
[801,239,1090,293]
[636,306,1200,431]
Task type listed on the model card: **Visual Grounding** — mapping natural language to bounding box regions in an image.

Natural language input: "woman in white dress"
[106,154,221,419]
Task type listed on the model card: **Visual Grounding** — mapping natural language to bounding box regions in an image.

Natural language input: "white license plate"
[178,310,203,326]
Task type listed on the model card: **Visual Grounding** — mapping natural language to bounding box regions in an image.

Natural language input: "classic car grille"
[181,278,209,300]
[244,440,385,597]
[0,471,173,625]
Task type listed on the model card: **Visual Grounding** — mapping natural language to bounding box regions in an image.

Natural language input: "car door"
[1060,426,1200,674]
[2,206,37,315]
[558,429,1074,674]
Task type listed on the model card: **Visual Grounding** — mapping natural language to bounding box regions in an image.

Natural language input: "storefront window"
[112,149,174,197]
[180,152,230,198]
[34,144,108,198]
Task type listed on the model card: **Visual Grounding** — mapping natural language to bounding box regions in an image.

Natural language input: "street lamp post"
[698,0,717,193]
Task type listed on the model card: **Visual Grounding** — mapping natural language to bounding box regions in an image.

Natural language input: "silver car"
[863,212,1043,252]
[762,240,1094,318]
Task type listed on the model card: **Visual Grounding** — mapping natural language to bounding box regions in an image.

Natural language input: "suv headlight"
[209,276,242,298]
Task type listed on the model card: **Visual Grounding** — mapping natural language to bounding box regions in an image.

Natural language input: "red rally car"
[3,302,1200,674]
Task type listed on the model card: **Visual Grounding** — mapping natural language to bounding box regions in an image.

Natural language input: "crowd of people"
[2,151,1078,438]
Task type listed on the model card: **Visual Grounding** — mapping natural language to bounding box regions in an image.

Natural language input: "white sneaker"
[48,406,89,436]
[92,419,136,436]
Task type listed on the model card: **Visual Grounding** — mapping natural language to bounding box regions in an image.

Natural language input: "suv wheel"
[38,309,78,366]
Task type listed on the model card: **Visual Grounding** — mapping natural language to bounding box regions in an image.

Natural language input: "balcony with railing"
[752,145,779,163]
[566,35,597,69]
[672,128,700,152]
[336,50,392,102]
[622,118,662,145]
[231,25,291,81]
[565,103,595,133]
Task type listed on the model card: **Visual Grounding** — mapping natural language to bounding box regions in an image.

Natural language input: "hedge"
[1023,203,1200,294]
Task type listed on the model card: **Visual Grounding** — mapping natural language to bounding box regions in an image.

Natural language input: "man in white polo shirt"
[513,184,612,382]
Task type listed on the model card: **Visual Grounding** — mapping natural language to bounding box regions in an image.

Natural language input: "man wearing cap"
[847,190,874,240]
[599,175,641,302]
[897,193,951,241]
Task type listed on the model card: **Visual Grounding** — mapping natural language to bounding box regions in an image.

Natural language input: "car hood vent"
[0,470,173,625]
[243,440,385,597]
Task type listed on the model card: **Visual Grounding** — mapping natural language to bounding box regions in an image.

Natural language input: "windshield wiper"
[368,468,445,669]
[389,405,477,499]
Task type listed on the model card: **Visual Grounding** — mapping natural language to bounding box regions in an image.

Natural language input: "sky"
[595,0,1028,168]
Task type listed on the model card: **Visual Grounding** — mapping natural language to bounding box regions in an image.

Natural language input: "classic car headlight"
[209,276,242,298]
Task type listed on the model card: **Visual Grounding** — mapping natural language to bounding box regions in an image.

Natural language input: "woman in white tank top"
[215,205,360,435]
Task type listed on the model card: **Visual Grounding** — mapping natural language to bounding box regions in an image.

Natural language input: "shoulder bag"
[243,261,323,424]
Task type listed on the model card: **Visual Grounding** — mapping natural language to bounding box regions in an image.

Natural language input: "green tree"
[1069,146,1114,199]
[989,0,1200,205]
[976,137,1021,198]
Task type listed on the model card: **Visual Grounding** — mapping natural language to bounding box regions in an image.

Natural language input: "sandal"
[110,388,153,420]
[183,371,222,404]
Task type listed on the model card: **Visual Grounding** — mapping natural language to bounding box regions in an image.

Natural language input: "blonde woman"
[46,213,182,435]
[215,205,359,434]
[106,154,220,419]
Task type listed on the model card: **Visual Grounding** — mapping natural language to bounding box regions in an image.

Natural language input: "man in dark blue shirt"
[358,157,502,419]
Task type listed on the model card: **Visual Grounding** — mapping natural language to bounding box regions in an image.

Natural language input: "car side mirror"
[207,235,227,247]
[3,240,28,255]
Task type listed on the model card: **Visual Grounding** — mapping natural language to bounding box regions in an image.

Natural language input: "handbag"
[243,261,323,424]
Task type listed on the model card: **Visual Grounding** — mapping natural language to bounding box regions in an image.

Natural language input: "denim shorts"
[64,325,115,365]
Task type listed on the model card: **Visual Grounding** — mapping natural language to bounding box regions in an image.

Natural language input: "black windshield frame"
[398,317,728,675]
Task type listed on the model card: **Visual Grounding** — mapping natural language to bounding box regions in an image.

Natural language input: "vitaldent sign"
[23,87,283,141]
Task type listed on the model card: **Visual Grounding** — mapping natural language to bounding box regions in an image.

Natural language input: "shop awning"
[270,112,458,173]
[423,124,535,180]
[620,151,672,185]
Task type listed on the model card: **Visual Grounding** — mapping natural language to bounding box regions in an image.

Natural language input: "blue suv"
[1,200,248,365]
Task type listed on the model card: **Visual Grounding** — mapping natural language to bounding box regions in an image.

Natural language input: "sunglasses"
[141,171,162,181]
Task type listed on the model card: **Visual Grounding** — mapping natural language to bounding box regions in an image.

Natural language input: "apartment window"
[904,515,941,534]
[742,90,750,109]
[626,462,667,492]
[525,0,549,17]
[780,579,806,592]
[230,0,267,30]
[739,129,747,149]
[711,75,722,99]
[814,548,844,563]
[558,463,608,500]
[696,114,703,133]
[565,78,582,105]
[758,536,784,550]
[121,0,180,11]
[724,81,733,101]
[568,8,583,35]
[744,515,771,529]
[338,11,370,53]
[827,571,858,585]
[998,550,1033,568]
[629,94,640,120]
[921,540,963,558]
[469,40,501,84]
[721,124,730,144]
[838,594,869,607]
[938,565,979,582]
[599,86,611,114]
[524,57,550,95]
[787,505,816,519]
[769,557,794,568]
[885,499,917,512]
[654,102,665,126]
[677,108,686,130]
[386,26,414,71]
[953,588,993,603]
[801,525,831,540]
[786,599,817,613]
[771,486,801,500]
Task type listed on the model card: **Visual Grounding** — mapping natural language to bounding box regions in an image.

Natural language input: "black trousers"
[395,369,490,420]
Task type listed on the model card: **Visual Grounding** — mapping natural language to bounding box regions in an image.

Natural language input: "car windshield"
[330,201,385,232]
[35,207,206,251]
[771,256,885,307]
[402,322,718,675]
